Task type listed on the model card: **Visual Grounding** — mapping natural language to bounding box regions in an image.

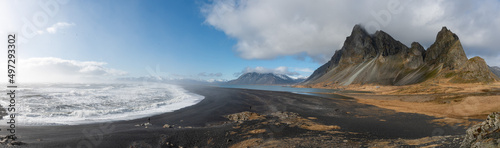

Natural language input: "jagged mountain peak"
[425,26,468,70]
[410,42,425,56]
[339,25,377,65]
[374,30,391,37]
[436,26,460,43]
[303,25,497,87]
[351,24,369,36]
[410,42,423,48]
[345,25,409,59]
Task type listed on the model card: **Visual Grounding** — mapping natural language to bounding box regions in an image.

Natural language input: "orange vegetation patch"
[225,111,341,132]
[206,137,213,145]
[367,136,450,147]
[299,81,500,96]
[270,112,341,131]
[354,95,499,125]
[320,81,500,125]
[297,81,500,127]
[229,138,263,148]
[343,81,500,95]
[300,124,341,131]
[248,129,266,134]
[229,138,282,148]
[421,144,441,148]
[403,137,442,145]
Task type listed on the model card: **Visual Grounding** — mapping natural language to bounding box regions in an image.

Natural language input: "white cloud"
[294,68,314,73]
[288,75,308,80]
[198,72,223,77]
[8,57,127,83]
[38,22,75,34]
[411,0,446,26]
[202,0,500,66]
[206,79,228,83]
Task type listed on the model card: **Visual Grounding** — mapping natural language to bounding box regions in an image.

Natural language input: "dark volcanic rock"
[227,72,302,85]
[0,135,25,146]
[461,112,500,148]
[304,25,429,86]
[373,30,409,57]
[338,25,377,66]
[425,27,468,70]
[405,42,426,69]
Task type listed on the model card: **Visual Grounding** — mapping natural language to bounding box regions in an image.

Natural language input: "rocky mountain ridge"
[303,25,498,86]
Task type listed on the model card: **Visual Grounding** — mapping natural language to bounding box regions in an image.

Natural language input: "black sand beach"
[13,85,467,147]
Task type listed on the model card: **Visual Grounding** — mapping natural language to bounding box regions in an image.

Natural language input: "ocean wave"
[0,83,204,126]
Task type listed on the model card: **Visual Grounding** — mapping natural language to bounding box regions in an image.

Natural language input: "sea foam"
[0,82,204,126]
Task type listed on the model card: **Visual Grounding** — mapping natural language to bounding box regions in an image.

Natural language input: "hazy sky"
[1,0,499,83]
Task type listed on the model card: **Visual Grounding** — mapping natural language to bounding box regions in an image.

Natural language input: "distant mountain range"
[117,76,227,85]
[227,72,305,85]
[302,25,499,86]
[490,66,500,78]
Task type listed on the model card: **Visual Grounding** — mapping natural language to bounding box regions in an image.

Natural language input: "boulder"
[224,111,265,122]
[461,112,500,148]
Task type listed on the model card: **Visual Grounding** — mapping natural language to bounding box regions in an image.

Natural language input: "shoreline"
[11,85,468,147]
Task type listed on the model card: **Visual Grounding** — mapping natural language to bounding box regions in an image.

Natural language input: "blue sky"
[1,0,499,83]
[0,0,319,82]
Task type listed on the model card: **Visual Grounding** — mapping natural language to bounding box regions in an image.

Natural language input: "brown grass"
[367,136,449,148]
[247,129,266,134]
[300,122,341,131]
[356,95,498,116]
[300,80,500,95]
[280,116,341,131]
[354,95,499,125]
[229,138,263,148]
[306,81,500,125]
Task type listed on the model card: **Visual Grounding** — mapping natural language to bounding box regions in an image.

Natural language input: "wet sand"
[13,85,467,147]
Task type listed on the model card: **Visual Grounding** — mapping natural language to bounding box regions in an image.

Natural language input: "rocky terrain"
[224,111,464,148]
[0,135,24,146]
[450,57,499,83]
[227,72,304,85]
[302,25,499,86]
[461,112,500,148]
